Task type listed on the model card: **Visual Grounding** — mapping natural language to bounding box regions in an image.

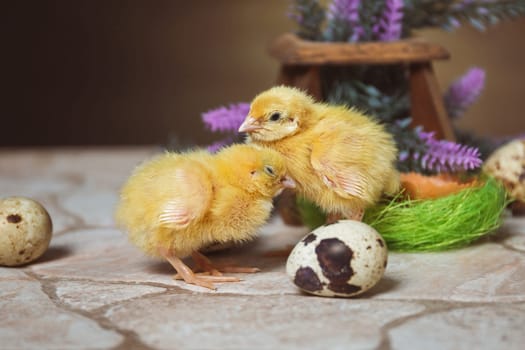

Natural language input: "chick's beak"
[281,175,296,189]
[238,117,261,133]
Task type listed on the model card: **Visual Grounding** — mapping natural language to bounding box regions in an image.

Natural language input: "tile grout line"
[23,270,194,291]
[499,242,525,254]
[23,270,156,350]
[375,301,471,350]
[21,261,525,304]
[375,299,525,350]
[375,301,460,350]
[17,269,525,350]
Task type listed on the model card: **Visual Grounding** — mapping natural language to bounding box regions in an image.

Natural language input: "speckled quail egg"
[483,139,525,201]
[0,197,53,266]
[286,220,388,297]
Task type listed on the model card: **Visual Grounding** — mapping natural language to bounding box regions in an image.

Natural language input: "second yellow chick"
[239,86,399,221]
[115,144,295,289]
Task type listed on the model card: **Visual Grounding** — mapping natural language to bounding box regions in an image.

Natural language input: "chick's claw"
[172,274,216,290]
[343,208,365,222]
[325,208,364,224]
[351,208,365,222]
[217,266,261,273]
[172,273,241,290]
[325,212,343,225]
[192,251,260,275]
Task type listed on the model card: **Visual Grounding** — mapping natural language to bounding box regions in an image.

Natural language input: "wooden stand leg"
[274,189,303,226]
[409,63,455,141]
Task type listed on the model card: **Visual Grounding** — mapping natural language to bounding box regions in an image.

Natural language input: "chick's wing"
[310,130,368,200]
[157,162,213,229]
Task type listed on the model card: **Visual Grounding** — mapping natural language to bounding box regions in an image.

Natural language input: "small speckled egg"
[286,220,388,297]
[0,197,53,266]
[483,139,525,201]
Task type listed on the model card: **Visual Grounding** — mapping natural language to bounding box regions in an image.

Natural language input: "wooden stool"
[268,33,455,141]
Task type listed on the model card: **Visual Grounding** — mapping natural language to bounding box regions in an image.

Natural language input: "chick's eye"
[269,112,281,121]
[264,165,275,176]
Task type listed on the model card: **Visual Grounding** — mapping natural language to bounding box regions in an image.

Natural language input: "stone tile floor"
[1,147,524,350]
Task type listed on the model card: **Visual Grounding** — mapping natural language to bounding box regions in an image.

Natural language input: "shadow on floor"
[36,245,73,264]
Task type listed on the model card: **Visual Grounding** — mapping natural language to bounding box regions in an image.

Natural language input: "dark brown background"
[2,0,524,147]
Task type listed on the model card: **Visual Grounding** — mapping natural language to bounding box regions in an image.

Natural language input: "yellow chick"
[238,85,399,221]
[115,144,295,289]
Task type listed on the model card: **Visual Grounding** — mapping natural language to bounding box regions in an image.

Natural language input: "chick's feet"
[192,251,261,274]
[325,212,343,224]
[346,208,364,221]
[326,208,364,224]
[158,248,239,290]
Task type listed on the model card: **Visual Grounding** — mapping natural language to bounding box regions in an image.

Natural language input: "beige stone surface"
[377,243,525,302]
[388,303,525,350]
[106,294,424,350]
[55,281,167,311]
[0,272,123,349]
[1,148,525,349]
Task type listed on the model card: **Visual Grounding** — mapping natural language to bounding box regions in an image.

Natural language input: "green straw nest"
[363,177,508,251]
[297,177,508,252]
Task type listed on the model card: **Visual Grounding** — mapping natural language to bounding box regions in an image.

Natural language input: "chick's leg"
[158,247,238,290]
[344,207,364,221]
[326,208,364,224]
[192,251,261,274]
[325,212,343,224]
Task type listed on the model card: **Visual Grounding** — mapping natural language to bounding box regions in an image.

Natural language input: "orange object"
[400,172,478,200]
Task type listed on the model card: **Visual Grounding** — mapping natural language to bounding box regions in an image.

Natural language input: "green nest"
[297,177,508,252]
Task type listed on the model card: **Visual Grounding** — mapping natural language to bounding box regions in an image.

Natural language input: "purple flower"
[398,150,409,162]
[201,102,250,133]
[326,0,360,22]
[448,17,462,29]
[377,0,404,41]
[418,132,482,173]
[324,0,363,42]
[444,67,486,119]
[452,0,475,11]
[287,12,303,24]
[476,7,490,15]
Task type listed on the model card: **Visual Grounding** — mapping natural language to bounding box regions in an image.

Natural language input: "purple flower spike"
[476,7,490,15]
[202,102,251,133]
[327,0,360,22]
[398,150,409,162]
[444,67,486,119]
[377,0,404,41]
[448,17,461,29]
[452,0,475,11]
[418,132,482,173]
[324,0,362,42]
